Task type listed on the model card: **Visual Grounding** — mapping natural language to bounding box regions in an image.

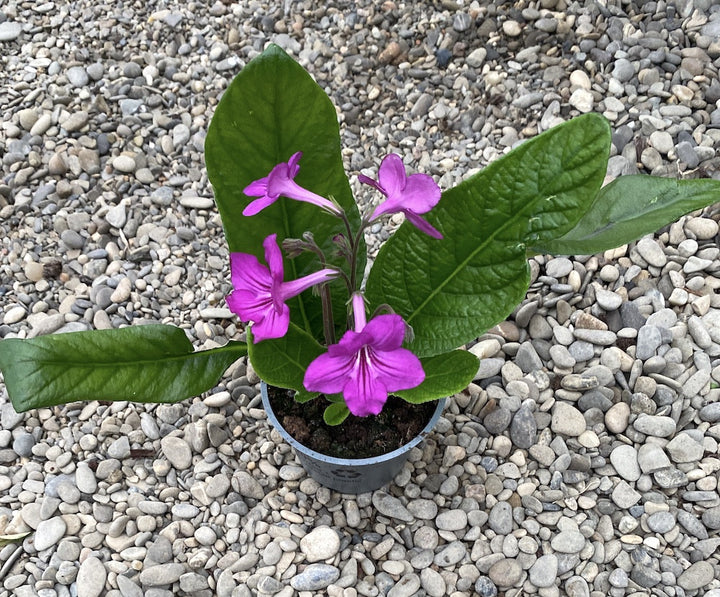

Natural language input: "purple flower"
[226,234,338,342]
[304,294,425,416]
[358,153,443,239]
[243,152,341,216]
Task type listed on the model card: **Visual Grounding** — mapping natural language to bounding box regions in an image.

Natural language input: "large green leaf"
[396,350,479,404]
[531,175,720,256]
[366,113,611,356]
[205,44,362,339]
[247,323,324,401]
[0,325,247,412]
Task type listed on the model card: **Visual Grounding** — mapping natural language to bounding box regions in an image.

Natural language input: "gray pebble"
[290,564,340,591]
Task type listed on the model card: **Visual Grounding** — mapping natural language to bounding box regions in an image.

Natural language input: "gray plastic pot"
[261,382,446,494]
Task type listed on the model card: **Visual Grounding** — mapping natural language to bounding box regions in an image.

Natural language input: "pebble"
[160,436,192,469]
[33,517,67,551]
[633,414,676,437]
[610,445,641,481]
[300,526,341,562]
[113,155,137,173]
[551,402,586,436]
[290,564,340,591]
[0,21,23,41]
[372,492,413,522]
[76,557,106,597]
[529,554,558,587]
[488,559,523,588]
[138,563,185,586]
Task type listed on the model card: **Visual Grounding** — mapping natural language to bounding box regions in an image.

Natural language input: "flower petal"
[401,173,442,214]
[226,289,272,322]
[243,194,278,216]
[229,253,272,293]
[343,353,389,416]
[377,153,407,199]
[358,173,383,193]
[251,301,291,342]
[287,151,302,177]
[369,346,425,393]
[359,314,406,351]
[304,351,355,395]
[243,177,270,198]
[262,234,284,282]
[404,210,443,239]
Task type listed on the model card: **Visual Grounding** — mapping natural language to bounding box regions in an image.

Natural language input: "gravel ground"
[2,1,720,596]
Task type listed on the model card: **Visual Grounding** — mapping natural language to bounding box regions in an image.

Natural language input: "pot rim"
[260,382,446,466]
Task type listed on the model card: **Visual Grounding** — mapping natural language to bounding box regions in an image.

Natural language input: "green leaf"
[395,350,479,404]
[323,401,350,426]
[530,175,720,256]
[247,323,324,397]
[205,44,363,339]
[366,113,611,356]
[0,532,31,547]
[0,325,246,412]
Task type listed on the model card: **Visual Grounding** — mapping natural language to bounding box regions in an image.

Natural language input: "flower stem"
[320,284,335,345]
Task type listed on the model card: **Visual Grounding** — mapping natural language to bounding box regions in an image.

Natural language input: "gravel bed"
[1,1,720,596]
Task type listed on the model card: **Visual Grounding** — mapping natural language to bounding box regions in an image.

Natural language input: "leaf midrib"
[404,190,545,326]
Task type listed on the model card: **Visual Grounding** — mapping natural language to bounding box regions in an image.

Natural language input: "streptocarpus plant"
[1,44,719,429]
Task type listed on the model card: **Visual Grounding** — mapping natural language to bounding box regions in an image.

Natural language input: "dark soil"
[267,386,438,459]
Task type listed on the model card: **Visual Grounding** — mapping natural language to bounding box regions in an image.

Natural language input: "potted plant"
[1,44,719,493]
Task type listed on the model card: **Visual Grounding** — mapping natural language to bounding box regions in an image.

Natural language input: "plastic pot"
[261,382,446,494]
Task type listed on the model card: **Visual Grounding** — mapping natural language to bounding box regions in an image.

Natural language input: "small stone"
[665,432,704,463]
[510,404,536,449]
[484,406,512,434]
[595,288,623,311]
[107,436,130,459]
[34,517,67,551]
[179,196,214,209]
[433,541,466,567]
[612,480,641,508]
[372,491,413,522]
[569,88,594,113]
[234,471,264,499]
[636,237,667,267]
[62,111,89,132]
[637,444,671,473]
[502,20,522,36]
[77,557,106,597]
[633,414,676,437]
[488,501,513,535]
[106,203,127,228]
[605,402,630,433]
[0,21,23,42]
[677,561,715,591]
[610,445,641,481]
[67,66,89,87]
[388,573,421,597]
[3,306,26,324]
[550,530,585,553]
[653,467,688,489]
[160,436,192,469]
[290,564,340,591]
[113,155,137,173]
[488,559,523,588]
[138,563,186,586]
[646,512,676,534]
[529,554,558,588]
[436,509,467,531]
[466,48,487,68]
[551,402,586,436]
[300,526,341,562]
